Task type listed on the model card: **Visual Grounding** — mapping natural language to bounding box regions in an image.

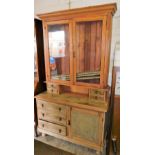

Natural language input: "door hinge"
[68,120,71,126]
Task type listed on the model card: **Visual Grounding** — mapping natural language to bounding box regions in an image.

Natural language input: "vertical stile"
[103,14,112,87]
[72,21,76,84]
[100,16,107,88]
[69,21,74,84]
[44,23,51,82]
[90,21,96,72]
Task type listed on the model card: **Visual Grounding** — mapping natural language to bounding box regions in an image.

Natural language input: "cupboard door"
[46,21,72,83]
[74,19,104,87]
[71,108,101,144]
[34,26,38,82]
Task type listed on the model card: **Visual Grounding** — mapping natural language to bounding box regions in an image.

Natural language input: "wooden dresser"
[35,3,117,154]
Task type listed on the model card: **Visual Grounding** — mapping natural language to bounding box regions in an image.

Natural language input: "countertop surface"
[35,91,109,112]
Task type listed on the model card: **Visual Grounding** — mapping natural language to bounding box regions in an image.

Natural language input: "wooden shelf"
[50,71,100,81]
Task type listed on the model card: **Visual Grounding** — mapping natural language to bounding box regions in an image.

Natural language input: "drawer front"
[38,110,67,125]
[47,83,60,95]
[38,120,66,136]
[37,100,67,117]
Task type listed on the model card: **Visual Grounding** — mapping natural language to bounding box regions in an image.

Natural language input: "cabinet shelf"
[50,71,100,81]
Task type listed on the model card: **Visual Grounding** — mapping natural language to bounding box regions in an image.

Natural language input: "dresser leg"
[96,151,101,155]
[41,133,46,137]
[34,127,38,137]
[34,122,38,137]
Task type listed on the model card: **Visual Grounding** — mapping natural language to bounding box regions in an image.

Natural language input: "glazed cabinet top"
[38,3,116,88]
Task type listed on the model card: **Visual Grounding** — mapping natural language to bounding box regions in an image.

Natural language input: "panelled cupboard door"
[73,17,107,88]
[44,21,73,85]
[71,108,102,145]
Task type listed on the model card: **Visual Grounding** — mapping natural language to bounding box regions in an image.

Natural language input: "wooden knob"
[42,113,44,117]
[42,104,44,107]
[59,107,61,111]
[42,124,44,128]
[59,117,62,121]
[59,129,61,133]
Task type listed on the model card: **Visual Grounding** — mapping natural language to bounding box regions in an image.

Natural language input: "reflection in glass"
[34,35,37,79]
[48,24,70,81]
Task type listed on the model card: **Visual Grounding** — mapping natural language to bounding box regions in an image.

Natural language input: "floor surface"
[34,135,120,155]
[34,140,74,155]
[35,135,100,155]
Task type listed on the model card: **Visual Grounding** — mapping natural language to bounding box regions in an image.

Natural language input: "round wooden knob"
[42,113,44,117]
[59,107,61,111]
[59,129,61,133]
[59,117,62,121]
[42,104,44,107]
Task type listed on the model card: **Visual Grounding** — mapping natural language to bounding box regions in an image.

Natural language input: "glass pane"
[76,21,102,84]
[34,34,37,79]
[48,24,70,81]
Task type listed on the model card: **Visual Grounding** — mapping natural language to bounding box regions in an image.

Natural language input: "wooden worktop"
[34,91,109,112]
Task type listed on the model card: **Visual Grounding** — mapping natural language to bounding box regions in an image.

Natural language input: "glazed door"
[34,25,39,88]
[73,17,107,88]
[44,21,73,85]
[34,35,37,79]
[70,107,103,145]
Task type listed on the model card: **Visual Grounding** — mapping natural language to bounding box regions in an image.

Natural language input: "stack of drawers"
[46,83,60,95]
[37,100,67,136]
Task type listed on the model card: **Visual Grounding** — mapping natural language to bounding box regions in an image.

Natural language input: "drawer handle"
[59,117,62,121]
[42,124,44,128]
[41,104,44,108]
[59,129,61,133]
[42,113,44,117]
[59,107,61,111]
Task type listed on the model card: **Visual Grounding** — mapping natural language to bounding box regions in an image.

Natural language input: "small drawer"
[38,120,66,136]
[37,100,67,116]
[89,88,110,102]
[47,83,59,89]
[47,83,60,95]
[38,111,67,125]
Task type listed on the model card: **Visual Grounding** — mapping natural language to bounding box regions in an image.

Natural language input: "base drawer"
[38,110,67,125]
[37,100,67,116]
[38,120,66,136]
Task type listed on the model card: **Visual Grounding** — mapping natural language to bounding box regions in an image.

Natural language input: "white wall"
[34,0,119,15]
[34,0,120,86]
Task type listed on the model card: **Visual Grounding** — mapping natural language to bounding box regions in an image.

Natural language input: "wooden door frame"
[43,20,73,85]
[72,16,108,88]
